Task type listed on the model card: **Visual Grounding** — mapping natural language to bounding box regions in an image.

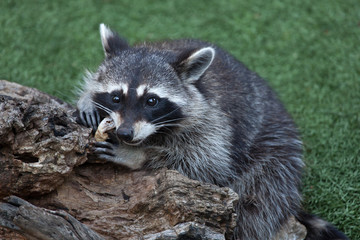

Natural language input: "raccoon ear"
[174,47,215,84]
[99,23,129,57]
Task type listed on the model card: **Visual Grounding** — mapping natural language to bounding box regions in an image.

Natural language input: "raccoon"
[77,24,348,240]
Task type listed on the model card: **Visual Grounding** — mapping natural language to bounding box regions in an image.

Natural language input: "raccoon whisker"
[153,130,174,138]
[156,124,184,130]
[92,101,112,114]
[156,123,183,128]
[153,117,187,126]
[93,102,111,114]
[150,107,182,123]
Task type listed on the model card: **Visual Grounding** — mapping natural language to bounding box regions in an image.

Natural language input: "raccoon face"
[90,24,215,146]
[93,82,186,146]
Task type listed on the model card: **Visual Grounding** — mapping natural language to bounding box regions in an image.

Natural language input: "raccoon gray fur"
[77,24,348,240]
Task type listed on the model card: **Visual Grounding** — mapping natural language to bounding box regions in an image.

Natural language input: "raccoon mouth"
[122,139,144,147]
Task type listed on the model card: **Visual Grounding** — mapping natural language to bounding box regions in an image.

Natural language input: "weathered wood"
[30,165,239,239]
[0,80,91,199]
[142,222,226,240]
[0,196,104,240]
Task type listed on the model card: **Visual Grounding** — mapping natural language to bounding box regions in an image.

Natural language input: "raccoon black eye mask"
[76,23,349,240]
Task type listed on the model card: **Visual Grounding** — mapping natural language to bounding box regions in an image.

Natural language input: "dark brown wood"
[0,80,91,199]
[1,196,104,240]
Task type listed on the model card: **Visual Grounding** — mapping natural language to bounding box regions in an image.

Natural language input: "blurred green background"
[1,0,359,238]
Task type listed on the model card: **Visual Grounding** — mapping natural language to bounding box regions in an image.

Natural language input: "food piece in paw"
[94,117,115,142]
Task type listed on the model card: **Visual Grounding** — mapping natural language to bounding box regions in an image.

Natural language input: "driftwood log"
[0,80,307,239]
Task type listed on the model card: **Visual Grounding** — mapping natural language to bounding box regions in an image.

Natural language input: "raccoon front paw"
[79,109,101,131]
[92,141,147,169]
[92,141,117,162]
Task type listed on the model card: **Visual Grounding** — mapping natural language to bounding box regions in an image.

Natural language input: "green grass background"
[1,0,359,238]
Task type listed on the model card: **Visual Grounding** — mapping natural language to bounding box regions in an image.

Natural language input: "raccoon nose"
[116,127,134,142]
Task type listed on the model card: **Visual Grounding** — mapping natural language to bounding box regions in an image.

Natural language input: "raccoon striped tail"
[297,211,349,240]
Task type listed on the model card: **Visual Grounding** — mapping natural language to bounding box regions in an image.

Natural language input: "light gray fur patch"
[105,82,129,96]
[110,112,123,128]
[309,217,329,230]
[77,70,99,113]
[99,23,114,56]
[133,120,157,142]
[148,86,186,106]
[136,84,147,98]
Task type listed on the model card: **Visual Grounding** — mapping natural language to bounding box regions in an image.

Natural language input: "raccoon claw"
[80,110,100,131]
[93,141,116,161]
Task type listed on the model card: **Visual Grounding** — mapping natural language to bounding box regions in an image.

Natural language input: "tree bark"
[0,196,104,240]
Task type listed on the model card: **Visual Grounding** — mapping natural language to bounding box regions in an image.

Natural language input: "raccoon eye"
[112,96,121,103]
[146,97,158,107]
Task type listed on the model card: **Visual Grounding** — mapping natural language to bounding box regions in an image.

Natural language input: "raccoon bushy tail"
[297,211,349,240]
